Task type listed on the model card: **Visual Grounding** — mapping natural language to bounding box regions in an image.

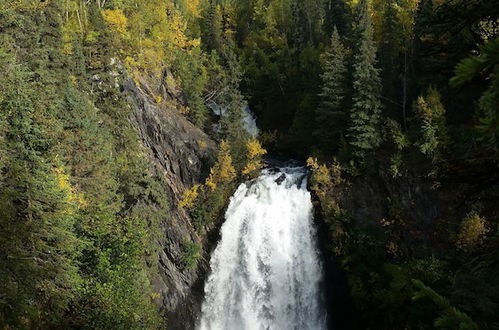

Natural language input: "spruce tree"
[347,0,382,160]
[315,27,348,155]
[207,6,249,167]
[0,44,80,329]
[220,44,249,168]
[203,1,223,52]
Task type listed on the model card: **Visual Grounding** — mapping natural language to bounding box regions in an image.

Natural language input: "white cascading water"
[207,101,259,137]
[198,166,327,330]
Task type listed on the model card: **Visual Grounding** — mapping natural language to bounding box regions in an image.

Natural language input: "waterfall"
[207,101,259,137]
[198,166,327,330]
[241,103,259,138]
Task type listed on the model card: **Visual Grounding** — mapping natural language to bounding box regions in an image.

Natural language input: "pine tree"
[220,80,248,168]
[219,41,245,139]
[202,1,247,153]
[214,16,249,167]
[315,27,348,155]
[347,0,382,161]
[174,46,209,129]
[0,46,80,329]
[203,0,223,52]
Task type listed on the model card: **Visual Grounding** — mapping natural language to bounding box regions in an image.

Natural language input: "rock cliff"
[124,72,216,329]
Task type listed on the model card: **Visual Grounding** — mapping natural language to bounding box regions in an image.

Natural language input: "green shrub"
[181,241,202,270]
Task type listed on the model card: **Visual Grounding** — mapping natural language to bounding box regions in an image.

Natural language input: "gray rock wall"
[124,73,216,329]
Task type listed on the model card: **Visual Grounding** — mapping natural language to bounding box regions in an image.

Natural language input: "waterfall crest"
[198,167,326,330]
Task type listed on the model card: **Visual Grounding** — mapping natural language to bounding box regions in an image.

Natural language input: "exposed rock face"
[124,73,216,329]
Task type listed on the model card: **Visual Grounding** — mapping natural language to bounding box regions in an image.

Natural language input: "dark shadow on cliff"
[311,182,362,330]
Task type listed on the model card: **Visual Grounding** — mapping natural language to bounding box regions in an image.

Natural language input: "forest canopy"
[0,0,498,329]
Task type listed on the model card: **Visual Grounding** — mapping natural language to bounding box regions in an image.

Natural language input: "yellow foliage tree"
[179,184,201,209]
[205,140,236,191]
[307,157,331,192]
[242,138,267,176]
[53,164,86,215]
[307,158,345,254]
[306,157,320,170]
[307,157,342,198]
[394,0,421,43]
[185,0,202,18]
[126,0,201,75]
[102,9,128,35]
[456,213,488,251]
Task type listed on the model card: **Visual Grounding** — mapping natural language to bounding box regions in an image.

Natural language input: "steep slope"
[125,73,217,328]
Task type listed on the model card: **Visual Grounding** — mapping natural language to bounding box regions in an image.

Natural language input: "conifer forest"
[0,0,498,329]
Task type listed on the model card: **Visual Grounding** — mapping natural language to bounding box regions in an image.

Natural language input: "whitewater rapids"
[198,166,327,330]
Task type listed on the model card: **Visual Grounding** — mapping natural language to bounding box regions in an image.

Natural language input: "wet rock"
[275,173,286,185]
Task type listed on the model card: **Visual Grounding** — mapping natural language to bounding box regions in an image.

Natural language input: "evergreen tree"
[220,45,249,168]
[315,27,348,155]
[413,87,448,165]
[203,0,223,52]
[347,0,382,161]
[0,47,80,329]
[378,0,399,118]
[0,3,163,327]
[287,0,325,47]
[324,0,351,37]
[451,38,499,151]
[65,7,163,328]
[174,46,209,129]
[203,2,249,166]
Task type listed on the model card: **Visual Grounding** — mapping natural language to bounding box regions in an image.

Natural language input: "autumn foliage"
[242,139,267,177]
[179,184,201,209]
[205,140,237,191]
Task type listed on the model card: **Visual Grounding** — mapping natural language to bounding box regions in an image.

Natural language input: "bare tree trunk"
[76,9,82,30]
[402,50,407,130]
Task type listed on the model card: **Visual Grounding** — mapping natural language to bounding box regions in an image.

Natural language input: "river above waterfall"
[197,166,327,330]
